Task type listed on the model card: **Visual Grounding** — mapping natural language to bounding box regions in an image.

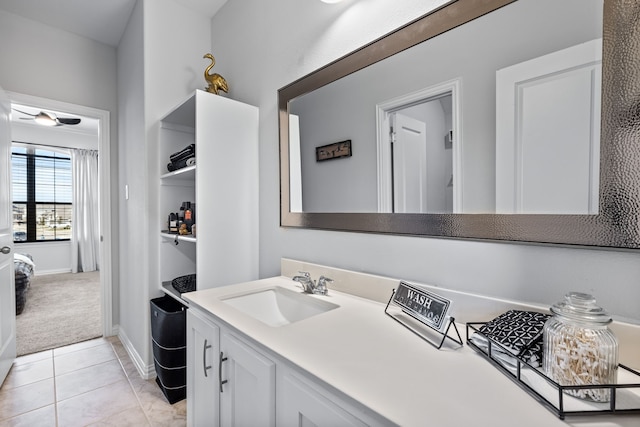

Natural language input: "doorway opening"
[8,93,113,356]
[376,79,462,213]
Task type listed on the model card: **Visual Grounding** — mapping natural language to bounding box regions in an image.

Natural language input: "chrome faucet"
[292,271,315,293]
[292,271,332,295]
[314,276,333,295]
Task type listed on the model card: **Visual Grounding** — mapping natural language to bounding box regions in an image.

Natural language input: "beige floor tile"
[131,378,186,427]
[55,359,127,401]
[11,350,52,367]
[128,376,168,406]
[144,408,186,427]
[53,337,108,356]
[104,336,120,344]
[110,340,129,360]
[0,378,54,421]
[0,404,56,427]
[172,399,187,416]
[117,355,141,379]
[4,336,187,427]
[89,406,150,426]
[2,358,53,390]
[54,342,116,375]
[56,379,138,427]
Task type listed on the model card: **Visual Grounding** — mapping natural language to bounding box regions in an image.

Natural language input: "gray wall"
[209,0,640,323]
[117,0,146,364]
[117,0,212,371]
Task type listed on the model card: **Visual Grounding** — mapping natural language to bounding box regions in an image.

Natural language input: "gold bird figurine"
[203,53,229,95]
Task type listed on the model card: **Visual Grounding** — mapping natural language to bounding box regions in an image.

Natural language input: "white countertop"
[184,276,640,427]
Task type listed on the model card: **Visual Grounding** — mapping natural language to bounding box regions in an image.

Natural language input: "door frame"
[7,92,114,337]
[0,84,15,384]
[376,78,462,213]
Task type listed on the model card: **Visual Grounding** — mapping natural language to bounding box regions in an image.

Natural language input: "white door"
[220,332,275,427]
[186,310,220,427]
[393,113,428,213]
[496,39,602,214]
[0,84,16,385]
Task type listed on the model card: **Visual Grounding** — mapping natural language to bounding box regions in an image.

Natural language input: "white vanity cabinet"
[187,306,386,427]
[186,308,275,427]
[159,90,259,297]
[276,366,370,427]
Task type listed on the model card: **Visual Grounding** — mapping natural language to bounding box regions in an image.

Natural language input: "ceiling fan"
[13,109,81,126]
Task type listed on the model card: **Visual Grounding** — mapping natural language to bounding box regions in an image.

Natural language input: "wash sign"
[392,281,451,332]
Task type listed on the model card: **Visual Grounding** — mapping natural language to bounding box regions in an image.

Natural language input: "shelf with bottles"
[164,201,196,239]
[158,90,259,295]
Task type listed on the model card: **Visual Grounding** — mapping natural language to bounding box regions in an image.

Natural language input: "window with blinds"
[12,146,72,242]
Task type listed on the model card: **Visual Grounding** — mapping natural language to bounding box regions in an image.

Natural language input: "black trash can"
[150,295,187,404]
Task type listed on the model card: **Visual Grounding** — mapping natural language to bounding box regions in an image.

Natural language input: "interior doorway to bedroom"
[9,93,112,356]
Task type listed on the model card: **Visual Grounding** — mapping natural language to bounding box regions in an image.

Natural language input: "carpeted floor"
[16,271,102,356]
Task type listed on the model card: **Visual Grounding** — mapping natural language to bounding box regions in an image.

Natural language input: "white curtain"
[71,149,99,273]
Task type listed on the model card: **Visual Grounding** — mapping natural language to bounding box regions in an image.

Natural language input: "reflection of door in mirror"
[389,95,453,214]
[377,80,461,214]
[392,113,428,213]
[496,39,602,214]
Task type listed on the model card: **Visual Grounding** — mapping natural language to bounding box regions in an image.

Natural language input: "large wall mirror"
[279,0,640,248]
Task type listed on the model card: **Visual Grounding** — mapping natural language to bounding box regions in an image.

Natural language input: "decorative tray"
[466,322,640,420]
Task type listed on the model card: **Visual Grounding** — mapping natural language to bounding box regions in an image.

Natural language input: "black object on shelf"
[150,296,187,404]
[466,322,640,420]
[170,144,195,163]
[167,144,195,172]
[172,274,196,294]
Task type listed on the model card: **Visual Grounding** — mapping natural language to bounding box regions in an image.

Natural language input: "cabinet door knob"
[219,351,228,392]
[203,339,212,377]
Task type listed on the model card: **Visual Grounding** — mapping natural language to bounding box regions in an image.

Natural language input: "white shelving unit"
[158,90,259,302]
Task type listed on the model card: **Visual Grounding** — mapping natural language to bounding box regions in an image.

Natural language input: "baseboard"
[118,328,156,380]
[34,268,73,276]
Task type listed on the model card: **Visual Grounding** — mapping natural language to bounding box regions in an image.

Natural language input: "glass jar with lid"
[543,292,618,402]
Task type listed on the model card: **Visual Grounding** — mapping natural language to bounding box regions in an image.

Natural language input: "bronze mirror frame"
[278,0,640,248]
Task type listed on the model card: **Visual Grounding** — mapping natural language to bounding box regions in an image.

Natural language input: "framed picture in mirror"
[315,139,352,162]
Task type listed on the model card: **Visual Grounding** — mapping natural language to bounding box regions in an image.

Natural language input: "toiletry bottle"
[184,202,194,232]
[168,213,177,233]
[177,205,185,230]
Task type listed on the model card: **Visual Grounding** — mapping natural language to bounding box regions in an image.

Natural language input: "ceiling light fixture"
[33,112,58,126]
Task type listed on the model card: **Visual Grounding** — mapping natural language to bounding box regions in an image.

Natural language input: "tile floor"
[0,337,186,426]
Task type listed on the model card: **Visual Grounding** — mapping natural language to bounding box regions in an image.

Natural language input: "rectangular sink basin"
[221,286,339,327]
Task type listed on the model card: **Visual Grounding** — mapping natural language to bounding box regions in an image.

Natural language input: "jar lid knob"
[550,292,612,324]
[565,292,596,306]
